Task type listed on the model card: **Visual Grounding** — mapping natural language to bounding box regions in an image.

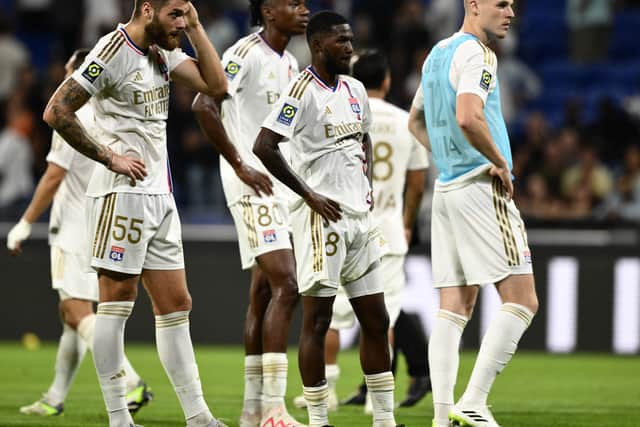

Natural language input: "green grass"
[0,342,639,426]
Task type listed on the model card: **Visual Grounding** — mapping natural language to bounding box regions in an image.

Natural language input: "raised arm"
[171,4,227,98]
[6,162,66,255]
[254,128,342,222]
[43,79,147,182]
[192,93,272,196]
[456,93,513,198]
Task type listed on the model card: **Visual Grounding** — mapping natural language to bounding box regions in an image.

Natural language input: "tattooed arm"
[43,78,147,181]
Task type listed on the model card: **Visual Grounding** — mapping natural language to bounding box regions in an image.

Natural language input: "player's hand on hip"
[305,192,342,223]
[7,218,32,255]
[489,164,514,200]
[236,163,273,196]
[109,153,147,186]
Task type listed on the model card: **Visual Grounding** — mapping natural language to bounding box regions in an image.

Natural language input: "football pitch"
[0,343,638,426]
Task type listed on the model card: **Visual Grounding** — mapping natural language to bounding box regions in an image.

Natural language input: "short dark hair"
[249,0,266,27]
[352,50,388,90]
[132,0,186,17]
[306,10,349,43]
[70,48,90,71]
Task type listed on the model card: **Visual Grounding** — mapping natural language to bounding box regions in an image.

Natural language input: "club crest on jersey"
[263,229,277,243]
[81,61,104,83]
[480,69,492,91]
[225,61,241,80]
[277,103,298,126]
[349,96,362,120]
[109,246,125,262]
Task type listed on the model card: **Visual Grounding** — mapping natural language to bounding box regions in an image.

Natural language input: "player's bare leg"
[142,269,224,427]
[255,249,303,425]
[429,286,477,427]
[241,267,271,425]
[299,295,335,427]
[451,275,538,427]
[350,289,397,427]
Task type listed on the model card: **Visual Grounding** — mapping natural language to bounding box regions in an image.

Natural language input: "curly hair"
[249,0,266,27]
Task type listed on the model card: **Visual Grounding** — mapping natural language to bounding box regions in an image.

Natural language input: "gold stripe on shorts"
[241,196,258,249]
[98,194,117,259]
[491,178,519,266]
[311,211,323,272]
[92,194,112,257]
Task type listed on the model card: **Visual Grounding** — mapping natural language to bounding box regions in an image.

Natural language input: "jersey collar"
[306,66,341,92]
[118,24,147,56]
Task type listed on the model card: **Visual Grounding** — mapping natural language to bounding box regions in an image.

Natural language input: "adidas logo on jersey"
[134,71,143,81]
[324,106,332,115]
[268,71,276,80]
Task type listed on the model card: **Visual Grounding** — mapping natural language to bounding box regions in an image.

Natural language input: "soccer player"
[292,50,430,413]
[7,49,152,418]
[409,1,539,426]
[254,11,402,427]
[42,1,228,427]
[191,1,309,425]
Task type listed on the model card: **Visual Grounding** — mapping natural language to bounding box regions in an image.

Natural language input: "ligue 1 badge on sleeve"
[277,103,298,126]
[81,61,104,83]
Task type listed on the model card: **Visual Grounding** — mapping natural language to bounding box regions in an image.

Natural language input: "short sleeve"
[261,77,308,140]
[411,85,424,110]
[165,47,191,73]
[220,43,253,97]
[407,137,429,170]
[46,132,76,171]
[452,40,498,104]
[71,32,123,96]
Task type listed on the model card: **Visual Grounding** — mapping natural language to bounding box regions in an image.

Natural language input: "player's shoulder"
[226,32,262,61]
[91,27,129,66]
[340,75,366,93]
[371,98,408,118]
[285,68,314,101]
[455,37,497,66]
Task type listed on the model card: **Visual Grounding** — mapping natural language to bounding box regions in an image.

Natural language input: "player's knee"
[362,310,389,338]
[306,311,332,339]
[170,292,192,312]
[271,277,299,306]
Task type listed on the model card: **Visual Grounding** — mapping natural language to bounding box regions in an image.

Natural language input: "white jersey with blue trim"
[262,68,373,215]
[71,24,190,196]
[220,32,299,205]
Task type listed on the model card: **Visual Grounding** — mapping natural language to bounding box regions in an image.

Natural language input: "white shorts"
[51,246,99,302]
[431,174,533,288]
[228,195,292,270]
[88,193,185,275]
[291,204,388,297]
[329,254,405,330]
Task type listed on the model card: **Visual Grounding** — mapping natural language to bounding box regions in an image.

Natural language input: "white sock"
[303,383,329,427]
[325,364,340,394]
[429,310,468,427]
[155,311,212,426]
[44,324,87,406]
[243,355,262,415]
[460,303,534,406]
[262,352,288,412]
[93,302,135,427]
[364,371,396,426]
[78,313,141,391]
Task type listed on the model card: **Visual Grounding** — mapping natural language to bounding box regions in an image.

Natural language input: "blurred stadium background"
[0,0,639,358]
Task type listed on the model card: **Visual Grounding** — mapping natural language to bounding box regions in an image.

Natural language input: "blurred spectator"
[567,0,614,63]
[496,34,542,126]
[0,18,29,113]
[561,142,613,206]
[518,173,565,219]
[0,108,34,209]
[83,0,120,45]
[599,144,640,220]
[588,96,640,164]
[203,5,239,54]
[424,0,463,41]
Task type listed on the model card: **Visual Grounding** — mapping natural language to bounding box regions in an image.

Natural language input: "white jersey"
[71,24,190,197]
[262,68,373,214]
[369,98,429,255]
[220,32,299,205]
[46,106,99,254]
